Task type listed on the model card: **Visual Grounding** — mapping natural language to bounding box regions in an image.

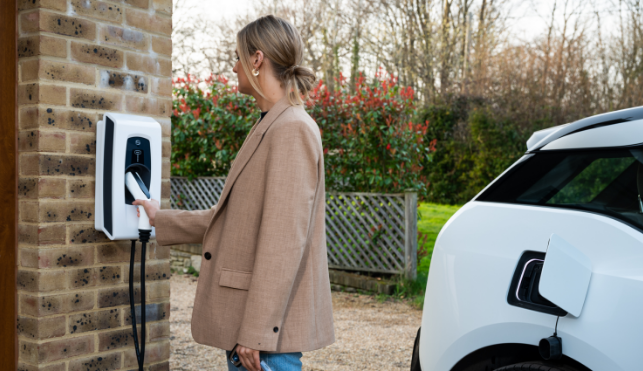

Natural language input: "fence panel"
[170,177,416,277]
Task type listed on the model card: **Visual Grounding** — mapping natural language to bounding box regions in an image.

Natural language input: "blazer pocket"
[219,268,253,290]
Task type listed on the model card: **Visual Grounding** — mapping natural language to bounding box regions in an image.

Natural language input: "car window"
[477,147,643,231]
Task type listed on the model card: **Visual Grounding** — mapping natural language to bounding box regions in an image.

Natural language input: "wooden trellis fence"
[170,177,417,278]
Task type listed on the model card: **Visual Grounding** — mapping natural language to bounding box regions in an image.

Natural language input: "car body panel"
[419,202,643,371]
[540,234,593,317]
[541,119,643,150]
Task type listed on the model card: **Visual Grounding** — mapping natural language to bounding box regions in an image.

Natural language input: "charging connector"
[125,171,153,371]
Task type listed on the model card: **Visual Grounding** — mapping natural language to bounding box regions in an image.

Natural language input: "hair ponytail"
[237,15,316,106]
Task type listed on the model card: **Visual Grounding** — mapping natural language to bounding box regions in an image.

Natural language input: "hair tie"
[285,65,298,76]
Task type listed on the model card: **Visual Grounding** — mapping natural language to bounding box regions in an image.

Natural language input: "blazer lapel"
[205,96,293,228]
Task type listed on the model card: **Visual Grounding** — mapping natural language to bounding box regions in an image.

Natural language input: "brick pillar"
[16,0,172,369]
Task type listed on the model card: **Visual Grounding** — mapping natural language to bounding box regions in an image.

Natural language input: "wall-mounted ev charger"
[95,113,162,371]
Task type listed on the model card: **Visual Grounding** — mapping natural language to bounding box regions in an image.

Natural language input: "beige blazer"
[155,96,335,353]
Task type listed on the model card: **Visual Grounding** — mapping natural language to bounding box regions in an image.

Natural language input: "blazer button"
[204,252,211,260]
[273,327,279,333]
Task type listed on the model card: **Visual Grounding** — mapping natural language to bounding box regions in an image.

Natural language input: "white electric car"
[410,107,643,371]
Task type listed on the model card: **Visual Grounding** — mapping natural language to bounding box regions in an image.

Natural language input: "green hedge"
[171,73,431,194]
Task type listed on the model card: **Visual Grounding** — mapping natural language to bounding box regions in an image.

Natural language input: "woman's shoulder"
[269,104,320,141]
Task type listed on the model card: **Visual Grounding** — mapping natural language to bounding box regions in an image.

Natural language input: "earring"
[252,68,260,76]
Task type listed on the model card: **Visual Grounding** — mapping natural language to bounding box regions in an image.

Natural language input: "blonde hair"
[237,15,316,106]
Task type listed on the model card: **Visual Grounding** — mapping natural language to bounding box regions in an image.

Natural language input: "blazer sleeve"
[237,120,320,351]
[154,204,216,246]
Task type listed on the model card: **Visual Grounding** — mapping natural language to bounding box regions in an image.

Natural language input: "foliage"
[171,72,431,194]
[308,70,431,194]
[171,74,259,180]
[416,101,530,204]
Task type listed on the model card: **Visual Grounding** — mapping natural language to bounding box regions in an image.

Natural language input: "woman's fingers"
[238,346,261,371]
[254,351,262,371]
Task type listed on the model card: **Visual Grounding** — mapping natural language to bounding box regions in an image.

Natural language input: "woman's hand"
[132,199,160,227]
[236,345,262,371]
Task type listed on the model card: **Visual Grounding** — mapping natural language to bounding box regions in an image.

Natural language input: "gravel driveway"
[170,274,422,370]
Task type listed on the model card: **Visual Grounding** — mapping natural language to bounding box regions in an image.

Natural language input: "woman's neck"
[252,72,287,111]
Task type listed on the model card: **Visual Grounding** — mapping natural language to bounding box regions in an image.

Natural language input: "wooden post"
[0,1,17,368]
[404,191,418,280]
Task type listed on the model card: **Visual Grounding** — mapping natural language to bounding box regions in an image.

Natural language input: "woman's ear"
[253,50,264,71]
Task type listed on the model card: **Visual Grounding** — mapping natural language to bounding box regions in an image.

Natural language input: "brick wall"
[16,0,172,369]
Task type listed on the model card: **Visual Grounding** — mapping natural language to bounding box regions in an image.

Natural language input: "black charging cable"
[129,229,150,371]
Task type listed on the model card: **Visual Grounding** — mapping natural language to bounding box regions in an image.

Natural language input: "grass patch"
[386,203,461,309]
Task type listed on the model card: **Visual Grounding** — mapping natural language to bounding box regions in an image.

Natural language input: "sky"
[177,0,620,41]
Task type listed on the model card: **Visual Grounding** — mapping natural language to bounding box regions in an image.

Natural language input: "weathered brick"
[125,9,171,35]
[98,327,138,351]
[151,36,171,56]
[17,362,66,371]
[148,320,170,342]
[97,241,143,263]
[22,246,94,269]
[20,291,95,317]
[124,340,169,367]
[37,200,94,222]
[18,35,67,58]
[69,352,121,371]
[69,308,120,334]
[20,335,94,363]
[125,0,149,9]
[39,178,67,198]
[23,107,98,132]
[160,199,171,210]
[125,53,156,75]
[21,60,95,85]
[158,58,172,77]
[20,154,38,176]
[21,11,97,41]
[99,70,148,92]
[68,179,95,198]
[149,242,170,260]
[18,0,67,11]
[151,77,171,97]
[24,154,94,177]
[158,118,170,137]
[17,315,66,339]
[19,83,67,105]
[18,178,38,199]
[126,96,158,115]
[71,41,124,68]
[161,179,170,198]
[69,225,111,244]
[17,269,67,292]
[98,265,122,286]
[98,286,141,308]
[148,362,170,371]
[125,261,170,283]
[70,132,97,155]
[71,88,123,110]
[20,293,61,316]
[123,302,169,325]
[38,224,67,245]
[71,0,123,23]
[153,0,172,15]
[18,130,66,153]
[68,267,98,289]
[158,98,171,116]
[99,25,149,51]
[162,159,170,178]
[19,201,39,223]
[146,280,170,302]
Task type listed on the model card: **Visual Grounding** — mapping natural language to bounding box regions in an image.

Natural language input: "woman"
[133,15,335,371]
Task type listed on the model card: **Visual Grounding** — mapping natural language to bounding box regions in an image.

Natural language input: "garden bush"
[171,72,432,194]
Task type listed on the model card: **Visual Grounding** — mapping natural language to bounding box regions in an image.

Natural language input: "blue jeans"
[226,350,303,371]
